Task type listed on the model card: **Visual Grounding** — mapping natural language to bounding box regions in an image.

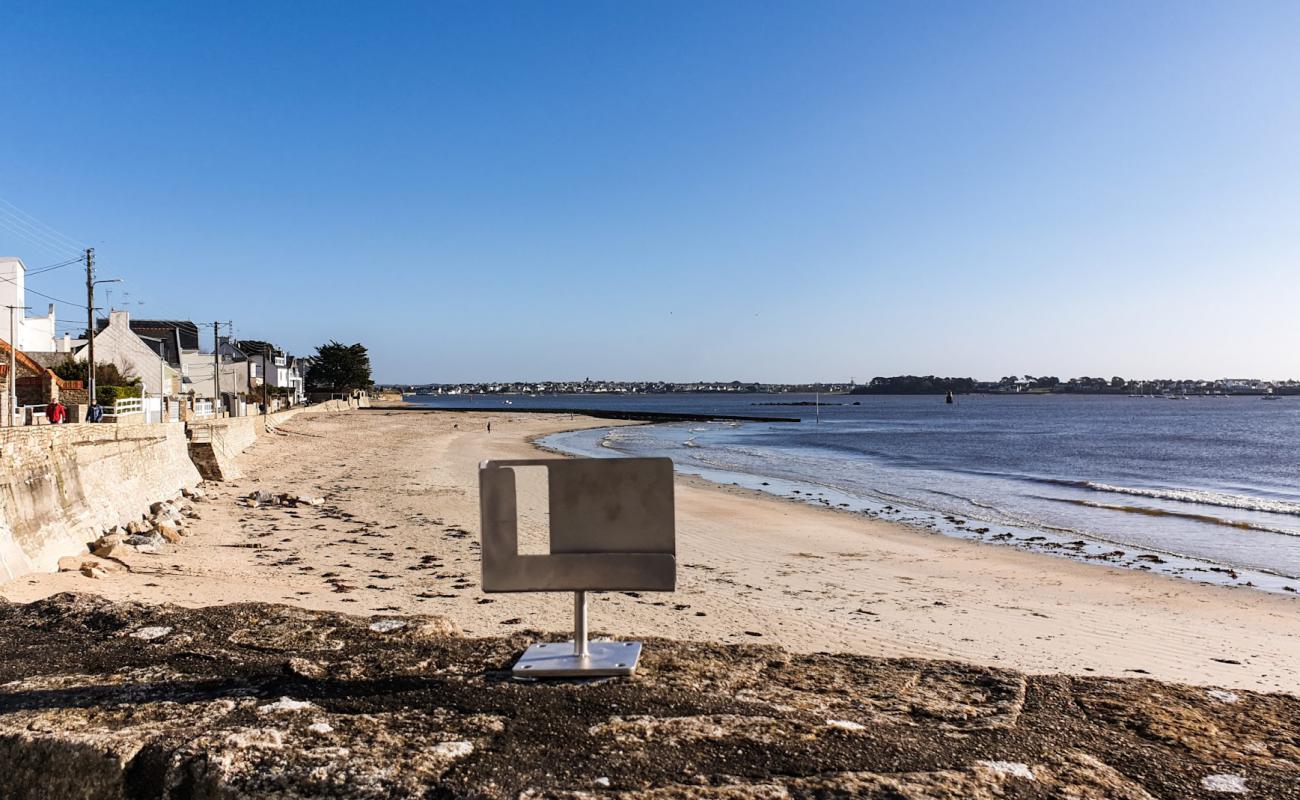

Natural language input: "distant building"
[236,340,306,405]
[181,338,249,403]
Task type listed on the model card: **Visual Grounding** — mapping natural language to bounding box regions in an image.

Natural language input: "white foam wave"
[1084,482,1300,516]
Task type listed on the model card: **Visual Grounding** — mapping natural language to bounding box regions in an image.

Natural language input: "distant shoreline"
[366,405,800,424]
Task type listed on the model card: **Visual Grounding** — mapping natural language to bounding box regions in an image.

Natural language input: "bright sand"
[4,408,1298,693]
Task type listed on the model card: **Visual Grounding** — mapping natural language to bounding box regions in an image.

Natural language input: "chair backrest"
[479,457,676,593]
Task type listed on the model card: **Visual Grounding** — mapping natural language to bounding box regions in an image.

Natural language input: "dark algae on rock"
[0,594,1296,798]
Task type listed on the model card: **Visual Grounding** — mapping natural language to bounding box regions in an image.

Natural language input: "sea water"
[409,392,1300,593]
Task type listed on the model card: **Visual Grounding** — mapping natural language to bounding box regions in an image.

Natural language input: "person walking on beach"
[487,421,492,434]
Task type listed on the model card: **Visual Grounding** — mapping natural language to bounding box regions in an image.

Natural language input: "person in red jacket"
[45,401,67,424]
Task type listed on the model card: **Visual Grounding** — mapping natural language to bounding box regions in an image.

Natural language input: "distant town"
[387,375,1300,397]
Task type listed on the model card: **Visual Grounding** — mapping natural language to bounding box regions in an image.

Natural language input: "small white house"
[0,257,57,352]
[72,310,178,395]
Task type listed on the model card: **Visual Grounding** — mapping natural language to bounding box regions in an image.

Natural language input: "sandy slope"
[4,408,1298,693]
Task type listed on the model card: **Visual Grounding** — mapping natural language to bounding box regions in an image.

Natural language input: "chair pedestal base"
[512,640,642,677]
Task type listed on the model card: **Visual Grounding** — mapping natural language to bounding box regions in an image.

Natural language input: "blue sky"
[1,1,1297,382]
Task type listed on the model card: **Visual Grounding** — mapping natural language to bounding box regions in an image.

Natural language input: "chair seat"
[482,552,676,593]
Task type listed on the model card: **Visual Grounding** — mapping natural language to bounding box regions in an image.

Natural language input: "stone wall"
[0,423,201,581]
[186,416,260,481]
[0,402,360,581]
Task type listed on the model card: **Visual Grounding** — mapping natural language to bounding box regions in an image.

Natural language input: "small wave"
[1083,483,1300,517]
[1037,496,1300,537]
[683,438,701,449]
[927,489,997,510]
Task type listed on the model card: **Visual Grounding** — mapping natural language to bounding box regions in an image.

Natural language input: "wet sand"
[4,408,1298,693]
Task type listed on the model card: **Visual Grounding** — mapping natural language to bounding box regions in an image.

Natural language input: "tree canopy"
[305,341,373,392]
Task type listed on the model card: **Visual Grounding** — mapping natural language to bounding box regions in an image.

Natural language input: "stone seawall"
[0,400,365,582]
[0,423,201,581]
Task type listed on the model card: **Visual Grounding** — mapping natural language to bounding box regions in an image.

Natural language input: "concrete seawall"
[0,398,366,582]
[0,423,201,581]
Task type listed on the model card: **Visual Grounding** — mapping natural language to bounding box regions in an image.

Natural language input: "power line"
[26,255,85,276]
[0,271,84,308]
[0,195,87,252]
[0,208,84,260]
[0,213,83,261]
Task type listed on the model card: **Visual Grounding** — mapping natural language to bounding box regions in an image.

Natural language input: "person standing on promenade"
[45,400,67,424]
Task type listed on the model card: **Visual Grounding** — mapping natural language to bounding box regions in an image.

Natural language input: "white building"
[71,311,178,396]
[0,257,58,351]
[180,346,250,401]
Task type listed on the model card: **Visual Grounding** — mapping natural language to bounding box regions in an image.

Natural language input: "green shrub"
[50,359,85,383]
[96,384,143,405]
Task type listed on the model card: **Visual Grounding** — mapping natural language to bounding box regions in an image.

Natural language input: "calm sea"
[407,392,1300,593]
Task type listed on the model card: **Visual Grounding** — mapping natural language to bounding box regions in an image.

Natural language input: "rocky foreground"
[0,595,1295,799]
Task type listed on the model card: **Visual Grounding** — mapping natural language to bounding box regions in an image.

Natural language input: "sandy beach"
[4,407,1298,694]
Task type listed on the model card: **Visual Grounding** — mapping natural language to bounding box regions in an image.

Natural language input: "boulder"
[155,523,183,544]
[79,564,109,579]
[91,534,127,559]
[124,532,164,554]
[56,556,87,573]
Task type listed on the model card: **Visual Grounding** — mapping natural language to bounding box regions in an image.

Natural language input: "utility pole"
[84,248,95,404]
[212,321,222,417]
[5,304,31,427]
[262,345,269,416]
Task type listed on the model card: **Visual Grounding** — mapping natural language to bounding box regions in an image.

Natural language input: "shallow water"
[409,392,1300,592]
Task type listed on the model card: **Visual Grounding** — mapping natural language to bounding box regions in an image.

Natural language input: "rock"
[126,519,149,535]
[0,595,1294,799]
[128,625,173,640]
[368,619,407,633]
[155,523,183,543]
[91,534,126,559]
[79,562,109,579]
[124,532,164,554]
[56,556,87,572]
[1202,774,1249,794]
[149,501,168,515]
[257,697,317,714]
[408,615,462,638]
[285,657,325,679]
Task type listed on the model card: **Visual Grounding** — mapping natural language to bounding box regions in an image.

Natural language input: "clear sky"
[1,1,1297,383]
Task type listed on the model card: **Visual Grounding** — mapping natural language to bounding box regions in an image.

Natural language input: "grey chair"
[479,457,676,676]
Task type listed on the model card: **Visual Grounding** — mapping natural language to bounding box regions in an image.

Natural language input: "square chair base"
[512,640,642,678]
